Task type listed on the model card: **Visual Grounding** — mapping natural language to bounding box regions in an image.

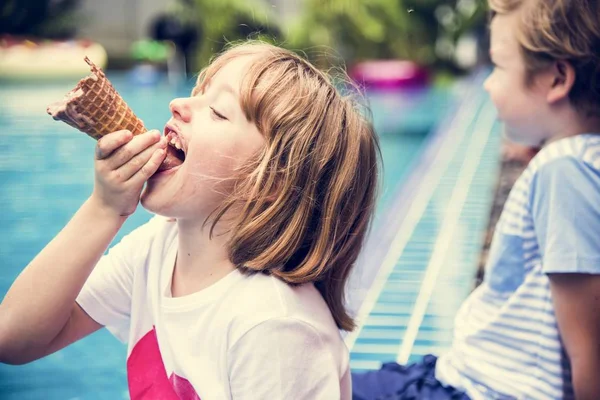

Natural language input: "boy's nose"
[483,75,492,93]
[169,98,192,123]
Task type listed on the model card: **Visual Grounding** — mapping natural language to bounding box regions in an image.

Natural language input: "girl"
[0,42,380,399]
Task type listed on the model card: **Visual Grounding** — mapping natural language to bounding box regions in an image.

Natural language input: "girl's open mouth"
[159,127,186,171]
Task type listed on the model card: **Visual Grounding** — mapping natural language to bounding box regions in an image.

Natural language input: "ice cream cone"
[47,57,181,171]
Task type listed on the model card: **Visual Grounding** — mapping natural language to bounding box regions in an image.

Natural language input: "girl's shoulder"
[225,272,339,338]
[109,215,178,268]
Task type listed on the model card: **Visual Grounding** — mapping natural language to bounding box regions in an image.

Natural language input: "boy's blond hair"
[489,0,600,116]
[194,42,380,331]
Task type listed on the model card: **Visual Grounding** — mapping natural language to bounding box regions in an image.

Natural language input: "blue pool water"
[0,74,450,398]
[346,73,502,371]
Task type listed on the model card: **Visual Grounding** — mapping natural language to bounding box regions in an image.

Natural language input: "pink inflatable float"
[350,60,429,90]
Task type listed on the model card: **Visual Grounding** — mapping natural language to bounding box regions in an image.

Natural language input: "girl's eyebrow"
[220,83,237,96]
[213,83,243,118]
[189,80,242,117]
[214,82,238,100]
[191,81,237,98]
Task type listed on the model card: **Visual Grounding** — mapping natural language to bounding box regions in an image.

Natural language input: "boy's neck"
[547,108,600,144]
[171,217,236,297]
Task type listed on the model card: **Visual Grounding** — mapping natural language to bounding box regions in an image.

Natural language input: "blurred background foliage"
[177,0,489,75]
[0,0,84,40]
[176,0,488,73]
[1,0,489,74]
[169,0,281,70]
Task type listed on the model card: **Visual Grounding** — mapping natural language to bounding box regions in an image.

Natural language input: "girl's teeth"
[166,130,184,152]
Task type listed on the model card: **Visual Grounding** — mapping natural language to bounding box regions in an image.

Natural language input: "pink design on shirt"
[170,373,201,400]
[127,327,201,400]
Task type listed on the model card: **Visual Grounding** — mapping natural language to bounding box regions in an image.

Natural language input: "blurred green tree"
[287,0,488,72]
[0,0,82,39]
[173,0,280,71]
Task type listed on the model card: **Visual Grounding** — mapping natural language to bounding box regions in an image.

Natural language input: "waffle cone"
[47,57,145,139]
[47,57,181,171]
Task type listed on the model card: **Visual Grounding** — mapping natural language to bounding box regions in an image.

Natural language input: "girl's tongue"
[158,146,184,171]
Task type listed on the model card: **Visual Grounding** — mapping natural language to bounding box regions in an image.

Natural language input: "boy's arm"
[531,156,600,399]
[549,274,600,400]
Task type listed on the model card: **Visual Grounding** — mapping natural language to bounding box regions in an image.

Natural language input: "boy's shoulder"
[500,135,600,224]
[527,134,600,177]
[510,134,600,213]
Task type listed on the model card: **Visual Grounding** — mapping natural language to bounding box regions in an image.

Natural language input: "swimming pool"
[0,74,448,398]
[347,72,502,370]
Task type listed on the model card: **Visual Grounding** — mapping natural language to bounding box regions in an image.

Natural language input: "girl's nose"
[169,98,192,123]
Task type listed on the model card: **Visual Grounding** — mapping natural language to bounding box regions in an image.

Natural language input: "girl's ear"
[546,60,576,104]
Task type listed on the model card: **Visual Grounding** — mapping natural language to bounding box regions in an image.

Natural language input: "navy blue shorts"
[351,355,470,400]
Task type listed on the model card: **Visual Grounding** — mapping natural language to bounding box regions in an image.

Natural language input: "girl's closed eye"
[210,107,228,121]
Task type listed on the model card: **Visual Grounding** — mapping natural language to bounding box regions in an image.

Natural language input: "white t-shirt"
[76,216,351,400]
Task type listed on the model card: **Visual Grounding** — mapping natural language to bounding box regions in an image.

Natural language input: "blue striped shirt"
[436,134,600,399]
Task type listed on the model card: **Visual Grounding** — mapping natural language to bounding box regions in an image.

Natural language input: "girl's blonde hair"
[195,42,380,331]
[489,0,600,116]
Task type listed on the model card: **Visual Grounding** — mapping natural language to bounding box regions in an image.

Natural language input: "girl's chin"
[140,185,171,215]
[139,193,157,214]
[144,164,181,195]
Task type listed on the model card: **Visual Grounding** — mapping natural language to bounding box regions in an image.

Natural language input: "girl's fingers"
[105,130,163,169]
[115,140,166,181]
[129,148,167,184]
[95,130,133,160]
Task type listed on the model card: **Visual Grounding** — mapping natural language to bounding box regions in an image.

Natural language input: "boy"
[353,0,600,399]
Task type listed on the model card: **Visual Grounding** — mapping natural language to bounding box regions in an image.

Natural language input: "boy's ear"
[547,60,575,104]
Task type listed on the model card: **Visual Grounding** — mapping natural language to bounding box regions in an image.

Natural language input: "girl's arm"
[0,130,167,364]
[0,198,125,364]
[549,274,600,400]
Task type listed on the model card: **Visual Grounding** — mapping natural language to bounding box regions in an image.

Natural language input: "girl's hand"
[91,129,167,217]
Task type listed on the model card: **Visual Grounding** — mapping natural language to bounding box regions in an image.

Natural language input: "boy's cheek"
[488,93,505,118]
